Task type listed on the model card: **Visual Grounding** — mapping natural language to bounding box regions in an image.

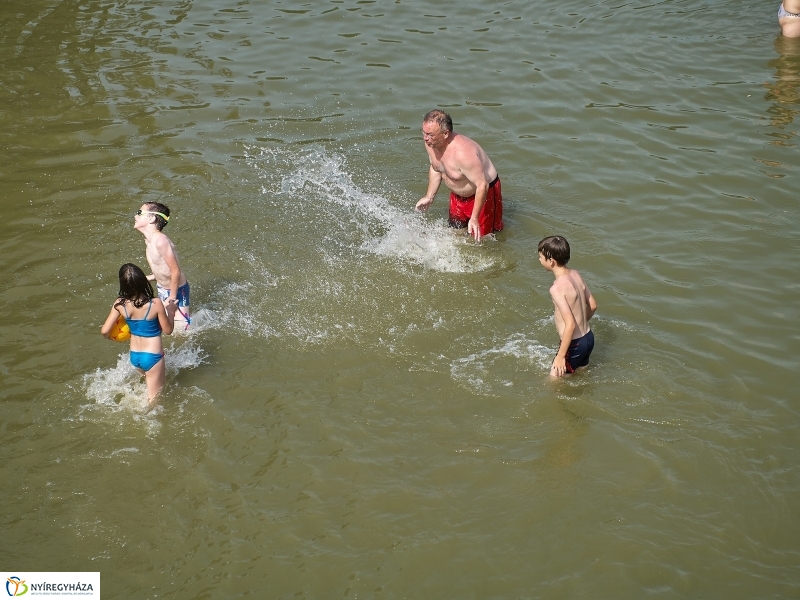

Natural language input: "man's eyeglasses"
[136,209,169,221]
[422,128,443,139]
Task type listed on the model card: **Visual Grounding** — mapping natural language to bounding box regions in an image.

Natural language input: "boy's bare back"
[549,269,594,341]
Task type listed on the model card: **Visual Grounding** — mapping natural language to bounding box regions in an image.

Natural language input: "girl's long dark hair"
[115,263,154,309]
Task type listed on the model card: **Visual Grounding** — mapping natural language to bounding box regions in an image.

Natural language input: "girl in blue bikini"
[101,263,174,407]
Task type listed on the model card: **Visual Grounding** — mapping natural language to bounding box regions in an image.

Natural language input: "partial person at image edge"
[779,0,800,37]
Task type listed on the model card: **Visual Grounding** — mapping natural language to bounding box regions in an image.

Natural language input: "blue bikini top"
[122,300,162,338]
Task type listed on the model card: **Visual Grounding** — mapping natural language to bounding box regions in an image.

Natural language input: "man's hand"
[416,196,435,212]
[467,217,481,241]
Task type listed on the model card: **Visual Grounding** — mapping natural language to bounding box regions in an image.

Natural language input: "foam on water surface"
[450,333,553,396]
[82,340,208,415]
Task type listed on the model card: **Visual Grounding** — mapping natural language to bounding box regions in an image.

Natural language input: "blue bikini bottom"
[130,351,164,372]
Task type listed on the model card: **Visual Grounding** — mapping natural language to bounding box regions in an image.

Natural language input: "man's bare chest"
[430,156,464,182]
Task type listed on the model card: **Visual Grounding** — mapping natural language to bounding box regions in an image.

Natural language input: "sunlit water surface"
[1,0,799,597]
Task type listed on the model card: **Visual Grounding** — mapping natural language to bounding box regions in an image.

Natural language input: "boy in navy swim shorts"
[538,236,598,378]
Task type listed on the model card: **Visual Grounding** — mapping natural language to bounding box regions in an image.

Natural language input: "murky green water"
[2,0,799,597]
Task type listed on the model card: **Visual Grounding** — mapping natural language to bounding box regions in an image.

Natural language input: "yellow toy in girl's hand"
[108,314,131,342]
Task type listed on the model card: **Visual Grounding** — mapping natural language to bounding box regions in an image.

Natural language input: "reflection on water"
[764,36,800,133]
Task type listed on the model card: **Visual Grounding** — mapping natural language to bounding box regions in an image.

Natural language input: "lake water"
[1,0,799,597]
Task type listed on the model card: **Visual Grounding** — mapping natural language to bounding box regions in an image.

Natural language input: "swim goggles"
[136,209,169,221]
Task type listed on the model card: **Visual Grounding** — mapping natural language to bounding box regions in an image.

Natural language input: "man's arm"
[467,180,489,241]
[457,148,490,240]
[416,165,442,212]
[551,291,577,377]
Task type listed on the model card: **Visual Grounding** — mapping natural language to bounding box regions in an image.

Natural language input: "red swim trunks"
[448,175,504,236]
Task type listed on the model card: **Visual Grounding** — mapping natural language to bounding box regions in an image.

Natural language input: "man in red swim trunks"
[415,109,503,241]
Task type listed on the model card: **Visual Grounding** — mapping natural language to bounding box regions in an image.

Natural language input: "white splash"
[450,333,552,395]
[83,341,208,413]
[84,354,149,412]
[244,145,495,273]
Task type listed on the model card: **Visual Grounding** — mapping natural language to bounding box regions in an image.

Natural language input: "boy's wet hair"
[538,235,570,266]
[145,202,170,231]
[116,263,154,308]
[423,109,453,133]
